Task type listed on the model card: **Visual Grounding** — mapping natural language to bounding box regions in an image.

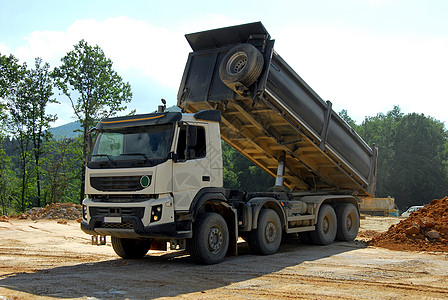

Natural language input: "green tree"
[1,53,25,127]
[389,113,447,209]
[339,109,357,128]
[27,58,58,207]
[222,142,273,192]
[6,71,33,212]
[53,40,132,202]
[42,137,82,204]
[357,106,403,198]
[0,138,17,215]
[0,53,24,99]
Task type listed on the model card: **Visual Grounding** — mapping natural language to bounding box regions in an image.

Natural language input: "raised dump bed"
[178,22,377,196]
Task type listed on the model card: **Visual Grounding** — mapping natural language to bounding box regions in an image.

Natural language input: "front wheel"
[247,209,282,255]
[188,213,229,265]
[111,237,151,259]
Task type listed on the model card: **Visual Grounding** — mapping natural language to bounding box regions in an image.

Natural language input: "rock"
[405,224,420,235]
[425,230,440,240]
[57,219,68,225]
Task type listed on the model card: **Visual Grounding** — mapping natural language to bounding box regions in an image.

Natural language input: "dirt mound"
[15,203,82,221]
[369,197,448,252]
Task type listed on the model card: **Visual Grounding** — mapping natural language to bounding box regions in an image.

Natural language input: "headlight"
[151,205,162,222]
[82,205,88,220]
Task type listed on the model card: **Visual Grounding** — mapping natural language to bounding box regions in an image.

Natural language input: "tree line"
[1,40,447,215]
[340,106,448,210]
[0,40,131,215]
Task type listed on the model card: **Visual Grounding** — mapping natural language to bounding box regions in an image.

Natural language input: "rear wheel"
[111,237,151,259]
[247,209,282,255]
[336,203,360,241]
[309,204,337,245]
[188,213,229,265]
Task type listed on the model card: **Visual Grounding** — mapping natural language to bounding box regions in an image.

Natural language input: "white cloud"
[11,15,243,90]
[272,24,448,124]
[7,17,448,126]
[12,17,185,89]
[6,15,242,124]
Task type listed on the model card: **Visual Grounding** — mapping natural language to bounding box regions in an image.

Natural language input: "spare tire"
[219,43,264,91]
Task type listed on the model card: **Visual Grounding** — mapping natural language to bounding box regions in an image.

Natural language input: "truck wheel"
[247,209,282,255]
[219,43,264,89]
[309,204,337,245]
[111,237,151,259]
[336,203,360,241]
[188,212,229,264]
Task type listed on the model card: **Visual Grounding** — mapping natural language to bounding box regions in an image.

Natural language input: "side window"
[176,125,206,160]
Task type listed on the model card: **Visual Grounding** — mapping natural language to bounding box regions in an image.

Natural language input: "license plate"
[103,216,122,223]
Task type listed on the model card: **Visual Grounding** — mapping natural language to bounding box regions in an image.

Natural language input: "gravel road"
[1,217,447,299]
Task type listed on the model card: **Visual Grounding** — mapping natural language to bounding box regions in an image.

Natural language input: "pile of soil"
[369,197,448,252]
[15,203,82,221]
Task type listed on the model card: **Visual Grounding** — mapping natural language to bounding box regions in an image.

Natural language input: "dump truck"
[81,22,378,264]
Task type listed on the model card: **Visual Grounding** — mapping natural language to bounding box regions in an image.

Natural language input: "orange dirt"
[369,197,448,252]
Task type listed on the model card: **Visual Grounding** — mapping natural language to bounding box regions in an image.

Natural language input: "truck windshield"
[88,124,174,169]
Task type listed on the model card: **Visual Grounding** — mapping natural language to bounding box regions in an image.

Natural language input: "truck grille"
[90,207,145,219]
[90,176,150,191]
[100,221,134,230]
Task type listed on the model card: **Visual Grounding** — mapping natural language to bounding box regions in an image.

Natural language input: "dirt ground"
[1,216,448,300]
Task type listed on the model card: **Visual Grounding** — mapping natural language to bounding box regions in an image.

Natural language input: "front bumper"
[81,216,192,239]
[81,195,192,239]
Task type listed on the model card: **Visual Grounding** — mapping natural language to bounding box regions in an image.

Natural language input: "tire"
[188,213,229,265]
[219,43,264,90]
[309,204,337,245]
[335,203,360,241]
[111,237,151,259]
[247,209,282,255]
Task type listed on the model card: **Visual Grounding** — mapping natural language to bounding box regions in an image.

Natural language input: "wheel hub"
[265,222,277,244]
[323,216,329,234]
[208,227,223,253]
[346,214,353,230]
[226,51,247,74]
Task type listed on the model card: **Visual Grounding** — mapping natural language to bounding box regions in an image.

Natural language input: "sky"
[1,0,447,127]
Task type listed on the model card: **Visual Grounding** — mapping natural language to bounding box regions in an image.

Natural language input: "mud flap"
[229,207,238,256]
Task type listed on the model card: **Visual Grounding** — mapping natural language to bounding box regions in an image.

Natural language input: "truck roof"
[96,112,182,130]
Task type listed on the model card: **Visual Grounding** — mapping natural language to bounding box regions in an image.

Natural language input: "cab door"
[172,123,211,211]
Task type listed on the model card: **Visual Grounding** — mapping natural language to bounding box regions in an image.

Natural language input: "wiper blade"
[120,153,150,161]
[91,154,115,164]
